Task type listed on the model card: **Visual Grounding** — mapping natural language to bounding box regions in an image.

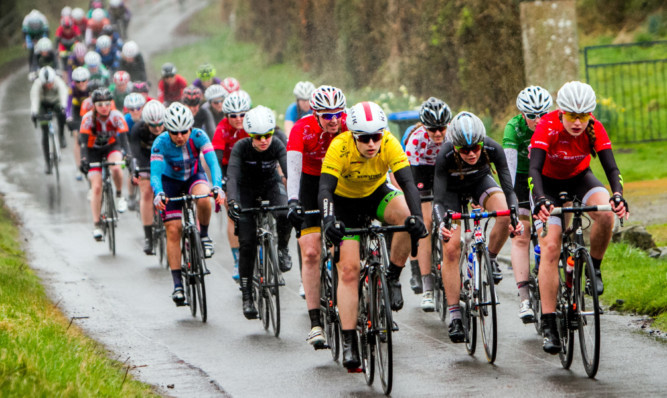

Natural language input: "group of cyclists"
[25,1,630,378]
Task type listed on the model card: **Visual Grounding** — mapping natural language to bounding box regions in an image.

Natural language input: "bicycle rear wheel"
[575,250,600,378]
[462,281,477,356]
[373,266,393,395]
[358,275,375,385]
[253,249,264,325]
[181,235,194,310]
[190,230,207,322]
[557,255,574,369]
[528,274,542,334]
[431,233,446,321]
[265,238,280,337]
[478,249,498,363]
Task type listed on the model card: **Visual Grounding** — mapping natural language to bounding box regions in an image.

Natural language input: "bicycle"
[419,195,447,321]
[90,161,124,255]
[542,192,614,378]
[238,201,289,337]
[133,164,167,267]
[167,193,212,322]
[341,219,419,396]
[517,200,542,333]
[36,113,61,182]
[436,202,517,364]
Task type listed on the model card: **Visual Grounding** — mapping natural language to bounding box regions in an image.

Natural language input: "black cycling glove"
[610,194,629,213]
[405,215,427,239]
[227,200,240,222]
[287,199,304,229]
[323,217,345,246]
[532,197,552,217]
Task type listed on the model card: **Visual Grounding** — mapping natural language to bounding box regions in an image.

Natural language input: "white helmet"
[347,101,387,134]
[557,81,596,113]
[448,111,486,147]
[223,91,251,114]
[35,37,53,52]
[38,66,56,84]
[204,84,228,102]
[142,100,166,125]
[84,51,101,67]
[121,41,139,59]
[71,7,85,21]
[91,8,106,22]
[516,85,553,114]
[61,6,72,17]
[109,0,123,7]
[221,77,240,93]
[73,42,87,58]
[310,85,346,111]
[164,102,194,132]
[96,35,112,50]
[293,81,316,100]
[71,66,91,82]
[243,106,276,135]
[124,93,146,110]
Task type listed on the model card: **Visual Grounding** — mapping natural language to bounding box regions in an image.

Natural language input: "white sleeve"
[57,78,69,108]
[286,150,303,201]
[504,148,518,187]
[30,80,41,115]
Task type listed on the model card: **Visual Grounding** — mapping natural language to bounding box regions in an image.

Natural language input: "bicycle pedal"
[203,268,211,275]
[521,316,536,324]
[392,321,399,331]
[347,367,363,374]
[313,344,330,351]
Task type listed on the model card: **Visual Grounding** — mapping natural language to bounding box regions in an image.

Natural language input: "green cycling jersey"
[502,114,532,175]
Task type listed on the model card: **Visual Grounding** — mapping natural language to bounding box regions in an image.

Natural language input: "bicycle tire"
[358,274,374,385]
[373,266,393,395]
[461,253,477,356]
[181,234,194,310]
[431,233,446,322]
[320,256,340,360]
[49,133,60,182]
[105,183,116,256]
[154,214,167,268]
[575,250,600,378]
[556,254,574,369]
[190,230,207,322]
[265,237,280,337]
[529,274,542,334]
[253,246,264,325]
[478,249,498,363]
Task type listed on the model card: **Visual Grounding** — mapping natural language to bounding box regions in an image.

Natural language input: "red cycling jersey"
[286,114,348,176]
[55,25,81,52]
[157,75,188,104]
[211,118,249,166]
[531,110,612,180]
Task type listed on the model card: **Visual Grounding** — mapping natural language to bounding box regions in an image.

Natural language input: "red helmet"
[181,85,203,106]
[113,70,130,85]
[221,77,240,93]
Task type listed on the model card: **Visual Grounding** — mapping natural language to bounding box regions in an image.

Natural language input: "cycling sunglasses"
[353,132,383,144]
[426,126,446,133]
[94,100,112,107]
[524,112,547,120]
[319,111,344,120]
[455,142,483,155]
[228,113,246,119]
[169,130,190,136]
[148,122,163,128]
[250,130,274,140]
[127,107,142,112]
[562,111,592,123]
[211,99,223,105]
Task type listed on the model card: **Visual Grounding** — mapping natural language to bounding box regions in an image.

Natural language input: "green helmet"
[197,64,216,81]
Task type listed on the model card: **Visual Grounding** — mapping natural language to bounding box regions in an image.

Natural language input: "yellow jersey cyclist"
[529,81,628,354]
[318,101,427,370]
[503,85,553,323]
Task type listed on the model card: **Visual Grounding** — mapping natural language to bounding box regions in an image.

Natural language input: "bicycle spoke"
[576,252,600,378]
[374,269,393,395]
[478,250,497,363]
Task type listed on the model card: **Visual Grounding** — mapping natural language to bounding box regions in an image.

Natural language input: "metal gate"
[584,41,667,143]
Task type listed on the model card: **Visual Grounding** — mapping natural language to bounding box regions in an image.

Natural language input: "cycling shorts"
[515,173,531,218]
[88,142,122,174]
[439,174,502,212]
[161,172,210,222]
[411,165,435,196]
[299,173,321,236]
[334,183,403,234]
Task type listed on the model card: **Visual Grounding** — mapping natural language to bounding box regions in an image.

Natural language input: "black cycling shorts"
[438,174,502,212]
[334,183,403,229]
[515,173,530,210]
[533,167,607,206]
[88,142,122,173]
[299,173,321,235]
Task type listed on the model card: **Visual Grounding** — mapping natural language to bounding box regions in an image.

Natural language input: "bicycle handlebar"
[89,161,125,167]
[239,204,290,214]
[167,193,212,202]
[342,223,420,257]
[35,113,54,121]
[540,204,614,237]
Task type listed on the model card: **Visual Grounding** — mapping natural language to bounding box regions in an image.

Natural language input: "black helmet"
[91,87,113,103]
[161,62,177,77]
[419,97,452,129]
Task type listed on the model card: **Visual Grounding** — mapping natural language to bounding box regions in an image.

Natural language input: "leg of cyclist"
[40,119,51,174]
[382,193,412,312]
[165,219,185,305]
[237,208,259,319]
[55,110,66,148]
[417,201,434,311]
[510,212,534,323]
[442,225,465,342]
[192,181,214,258]
[271,186,292,273]
[482,188,510,284]
[108,150,125,212]
[139,178,154,254]
[88,170,104,240]
[584,188,614,296]
[300,231,325,346]
[537,219,563,354]
[337,239,361,370]
[226,209,240,280]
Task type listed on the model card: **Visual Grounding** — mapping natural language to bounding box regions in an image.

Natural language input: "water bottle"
[466,252,474,279]
[533,244,541,275]
[326,258,333,278]
[566,256,574,288]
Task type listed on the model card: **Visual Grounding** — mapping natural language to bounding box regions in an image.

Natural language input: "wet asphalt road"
[1,1,666,396]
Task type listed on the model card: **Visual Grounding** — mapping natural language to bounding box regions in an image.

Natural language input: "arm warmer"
[528,148,547,199]
[598,149,623,194]
[318,173,338,221]
[504,148,518,186]
[393,167,423,219]
[286,151,303,200]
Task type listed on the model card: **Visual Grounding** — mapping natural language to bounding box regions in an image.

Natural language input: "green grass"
[0,199,157,397]
[0,45,24,69]
[646,223,667,246]
[602,243,667,331]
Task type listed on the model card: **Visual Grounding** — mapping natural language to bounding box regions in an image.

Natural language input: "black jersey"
[226,137,287,202]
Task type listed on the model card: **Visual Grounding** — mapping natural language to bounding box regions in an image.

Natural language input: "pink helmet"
[73,42,87,58]
[221,77,240,93]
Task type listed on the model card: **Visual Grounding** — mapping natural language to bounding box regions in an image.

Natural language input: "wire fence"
[585,41,667,143]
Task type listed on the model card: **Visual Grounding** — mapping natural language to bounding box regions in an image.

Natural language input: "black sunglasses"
[524,112,547,120]
[353,132,383,144]
[169,130,189,136]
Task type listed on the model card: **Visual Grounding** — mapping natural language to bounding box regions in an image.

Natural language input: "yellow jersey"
[321,130,410,198]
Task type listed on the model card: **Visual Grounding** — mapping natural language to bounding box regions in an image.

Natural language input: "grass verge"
[0,198,157,397]
[602,243,667,331]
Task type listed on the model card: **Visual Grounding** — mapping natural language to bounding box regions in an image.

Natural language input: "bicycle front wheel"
[358,277,374,386]
[557,255,574,369]
[105,184,116,256]
[529,274,542,334]
[154,214,167,268]
[431,233,446,321]
[373,266,393,395]
[190,230,207,322]
[49,133,60,182]
[181,235,194,310]
[575,250,600,378]
[264,238,280,337]
[320,256,340,360]
[478,249,498,363]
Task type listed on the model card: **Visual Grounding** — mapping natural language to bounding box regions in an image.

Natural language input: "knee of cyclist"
[337,264,359,285]
[495,216,510,229]
[595,211,614,228]
[302,248,319,265]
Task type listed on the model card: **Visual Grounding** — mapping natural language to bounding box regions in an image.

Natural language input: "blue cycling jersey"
[150,128,223,194]
[124,113,135,132]
[285,102,312,123]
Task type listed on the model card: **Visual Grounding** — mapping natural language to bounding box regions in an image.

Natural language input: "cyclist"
[66,42,87,82]
[84,51,111,87]
[110,70,132,110]
[107,0,131,39]
[119,41,147,83]
[319,101,427,369]
[150,103,225,305]
[158,63,188,106]
[30,38,59,75]
[503,85,552,323]
[96,35,120,72]
[30,66,69,174]
[284,81,315,134]
[221,77,240,94]
[182,85,215,138]
[405,97,452,311]
[285,85,347,347]
[54,16,81,76]
[67,67,92,181]
[529,81,628,354]
[202,84,228,125]
[193,64,221,93]
[79,88,130,239]
[123,92,146,133]
[22,9,50,70]
[433,111,521,343]
[71,7,88,35]
[129,100,166,254]
[226,106,291,319]
[101,24,124,52]
[85,8,110,48]
[132,81,154,103]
